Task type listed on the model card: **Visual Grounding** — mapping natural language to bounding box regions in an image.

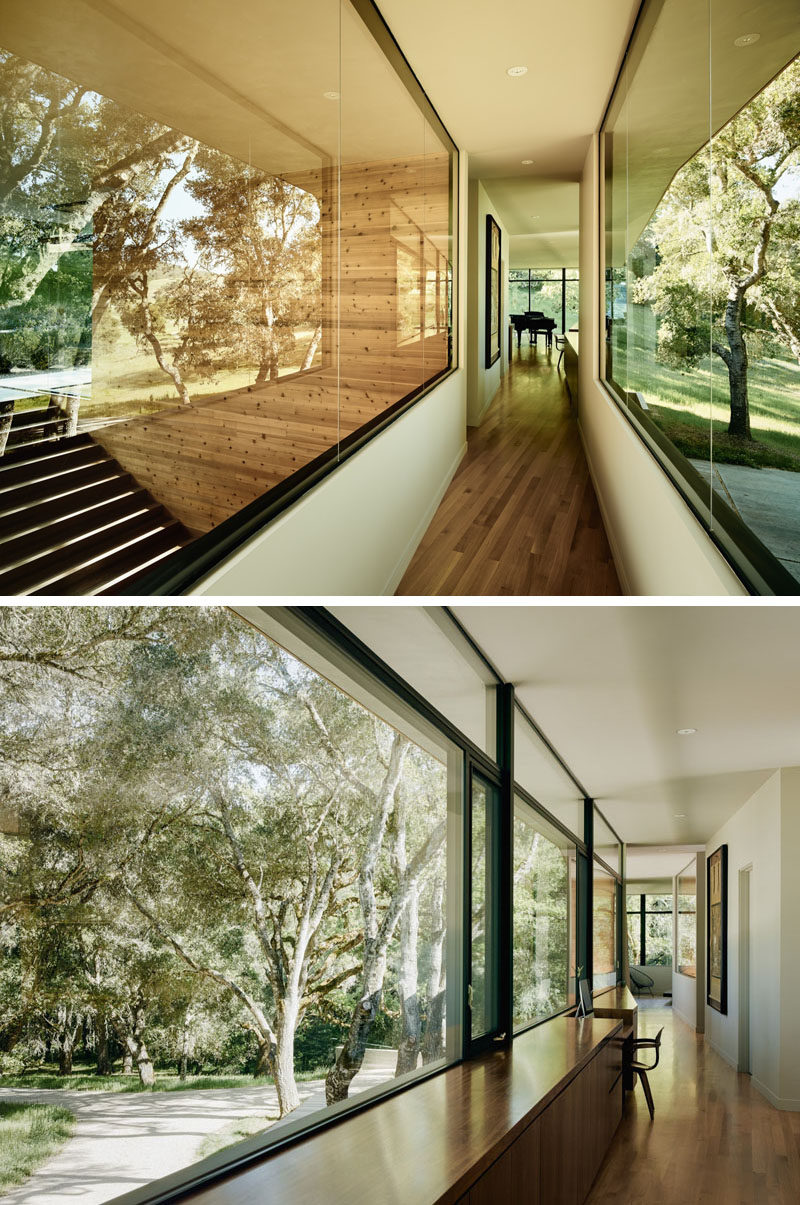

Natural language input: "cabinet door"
[539,1075,581,1205]
[511,1117,541,1205]
[468,1148,513,1204]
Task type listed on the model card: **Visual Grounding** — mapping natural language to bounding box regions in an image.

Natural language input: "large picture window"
[677,863,697,977]
[0,0,456,596]
[0,606,461,1201]
[592,862,618,989]
[601,0,800,594]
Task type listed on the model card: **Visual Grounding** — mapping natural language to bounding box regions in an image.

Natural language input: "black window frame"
[626,892,674,966]
[508,267,579,334]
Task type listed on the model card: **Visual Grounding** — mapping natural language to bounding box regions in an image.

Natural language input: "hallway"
[396,345,620,595]
[587,1002,800,1204]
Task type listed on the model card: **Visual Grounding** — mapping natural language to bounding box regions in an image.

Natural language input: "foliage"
[0,607,447,1122]
[628,57,800,439]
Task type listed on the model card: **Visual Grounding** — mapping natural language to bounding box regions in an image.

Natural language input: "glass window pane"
[594,808,620,873]
[592,861,617,989]
[513,799,577,1028]
[677,862,697,976]
[0,0,456,594]
[471,773,499,1041]
[602,0,800,592]
[1,604,461,1197]
[514,706,584,840]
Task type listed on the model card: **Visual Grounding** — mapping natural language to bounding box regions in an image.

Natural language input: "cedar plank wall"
[96,154,451,536]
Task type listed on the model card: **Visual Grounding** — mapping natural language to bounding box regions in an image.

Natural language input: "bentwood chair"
[631,1026,664,1120]
[554,333,567,369]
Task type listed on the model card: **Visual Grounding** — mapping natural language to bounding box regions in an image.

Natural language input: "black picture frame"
[707,844,728,1013]
[485,214,501,367]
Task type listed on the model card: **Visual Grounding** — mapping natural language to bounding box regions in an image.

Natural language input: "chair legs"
[636,1069,655,1120]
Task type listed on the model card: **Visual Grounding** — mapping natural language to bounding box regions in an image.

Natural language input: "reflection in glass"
[514,706,585,840]
[513,799,576,1028]
[592,862,617,989]
[677,863,697,976]
[602,0,800,589]
[0,0,455,593]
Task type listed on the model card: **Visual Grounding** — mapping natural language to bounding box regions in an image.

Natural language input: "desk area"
[592,985,638,1090]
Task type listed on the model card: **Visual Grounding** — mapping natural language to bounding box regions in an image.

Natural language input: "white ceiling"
[331,605,800,852]
[625,845,703,883]
[450,604,800,847]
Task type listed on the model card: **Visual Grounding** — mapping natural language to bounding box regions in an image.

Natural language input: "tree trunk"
[325,946,388,1105]
[122,1049,133,1075]
[301,323,322,371]
[179,1012,191,1081]
[273,1006,301,1116]
[422,880,446,1066]
[95,1012,111,1076]
[394,886,421,1077]
[720,290,751,439]
[58,1040,74,1076]
[139,293,191,406]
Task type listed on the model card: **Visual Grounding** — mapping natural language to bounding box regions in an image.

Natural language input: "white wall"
[466,180,509,428]
[704,770,800,1110]
[577,136,747,597]
[190,152,469,597]
[631,963,672,996]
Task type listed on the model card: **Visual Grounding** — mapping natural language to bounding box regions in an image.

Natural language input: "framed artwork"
[707,844,727,1012]
[485,215,501,367]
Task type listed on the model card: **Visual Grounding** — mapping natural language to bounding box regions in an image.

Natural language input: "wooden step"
[0,459,130,516]
[0,476,142,544]
[0,490,160,574]
[0,439,106,490]
[33,519,188,596]
[0,433,92,470]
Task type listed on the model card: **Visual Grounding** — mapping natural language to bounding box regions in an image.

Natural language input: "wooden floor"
[587,1002,800,1204]
[396,344,621,595]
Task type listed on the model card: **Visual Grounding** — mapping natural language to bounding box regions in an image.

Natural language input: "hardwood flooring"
[396,345,621,596]
[587,1002,800,1205]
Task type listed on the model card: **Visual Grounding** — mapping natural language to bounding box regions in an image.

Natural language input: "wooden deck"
[96,357,439,536]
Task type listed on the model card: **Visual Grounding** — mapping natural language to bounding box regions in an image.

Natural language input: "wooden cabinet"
[467,1118,541,1205]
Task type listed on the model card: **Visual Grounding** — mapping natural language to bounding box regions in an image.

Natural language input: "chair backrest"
[630,966,655,990]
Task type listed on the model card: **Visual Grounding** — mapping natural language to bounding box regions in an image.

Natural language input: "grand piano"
[509,310,557,350]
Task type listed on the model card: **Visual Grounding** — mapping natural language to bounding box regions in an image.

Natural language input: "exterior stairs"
[0,434,193,595]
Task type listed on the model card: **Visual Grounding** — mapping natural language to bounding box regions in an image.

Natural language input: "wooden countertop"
[592,985,637,1012]
[179,1016,621,1205]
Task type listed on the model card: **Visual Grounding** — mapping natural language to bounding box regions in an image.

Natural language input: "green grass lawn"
[612,304,800,471]
[0,1101,75,1191]
[0,1063,332,1094]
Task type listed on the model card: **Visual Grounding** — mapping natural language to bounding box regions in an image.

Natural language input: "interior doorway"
[738,865,752,1074]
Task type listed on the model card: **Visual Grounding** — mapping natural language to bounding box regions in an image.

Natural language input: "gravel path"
[0,1069,389,1205]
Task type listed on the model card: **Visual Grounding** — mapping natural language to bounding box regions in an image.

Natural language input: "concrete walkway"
[691,459,800,580]
[0,1067,390,1205]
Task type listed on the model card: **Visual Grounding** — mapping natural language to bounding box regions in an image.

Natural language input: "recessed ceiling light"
[323,91,340,100]
[676,728,697,736]
[507,65,528,77]
[734,33,760,46]
[521,159,534,165]
[673,813,687,819]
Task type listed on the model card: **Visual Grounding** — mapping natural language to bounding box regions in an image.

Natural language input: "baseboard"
[384,440,468,594]
[577,416,632,595]
[705,1035,739,1071]
[752,1078,800,1112]
[672,1005,696,1032]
